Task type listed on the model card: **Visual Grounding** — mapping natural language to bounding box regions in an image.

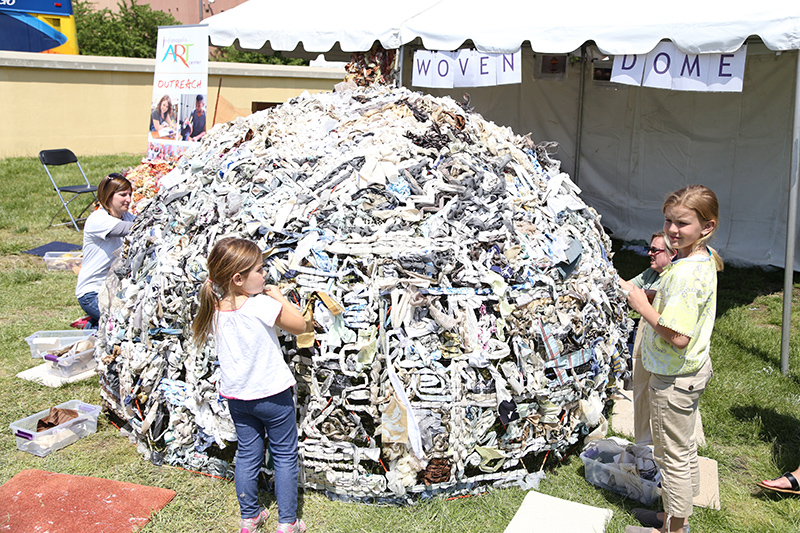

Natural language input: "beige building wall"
[88,0,247,25]
[0,51,344,159]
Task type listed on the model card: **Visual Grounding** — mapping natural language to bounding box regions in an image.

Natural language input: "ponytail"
[708,246,724,272]
[190,237,262,347]
[192,280,219,347]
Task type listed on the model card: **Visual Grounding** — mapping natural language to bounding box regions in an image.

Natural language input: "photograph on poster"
[179,94,207,142]
[147,140,190,161]
[149,94,178,140]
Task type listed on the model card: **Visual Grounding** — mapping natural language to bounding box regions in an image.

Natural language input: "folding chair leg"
[49,205,79,231]
[75,193,99,219]
[48,192,84,231]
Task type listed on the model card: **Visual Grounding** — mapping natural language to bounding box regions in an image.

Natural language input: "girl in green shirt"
[620,185,723,533]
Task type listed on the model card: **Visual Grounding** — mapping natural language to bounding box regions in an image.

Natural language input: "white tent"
[205,0,800,370]
[399,1,800,55]
[202,0,429,59]
[206,0,800,56]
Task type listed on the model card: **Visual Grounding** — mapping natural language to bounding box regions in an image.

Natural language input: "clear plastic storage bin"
[24,330,97,358]
[43,251,83,271]
[44,347,96,378]
[9,400,101,457]
[580,439,661,505]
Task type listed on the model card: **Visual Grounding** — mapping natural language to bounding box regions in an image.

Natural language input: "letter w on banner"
[412,48,522,88]
[149,24,209,161]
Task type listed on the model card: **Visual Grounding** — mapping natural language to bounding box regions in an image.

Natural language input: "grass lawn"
[1,154,799,532]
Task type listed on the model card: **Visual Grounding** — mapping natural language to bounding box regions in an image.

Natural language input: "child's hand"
[626,285,651,314]
[263,284,283,299]
[266,285,306,335]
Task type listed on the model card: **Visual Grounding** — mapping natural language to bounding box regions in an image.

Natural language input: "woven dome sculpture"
[97,86,631,503]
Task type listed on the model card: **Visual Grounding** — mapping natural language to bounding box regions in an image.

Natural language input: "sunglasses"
[647,247,665,255]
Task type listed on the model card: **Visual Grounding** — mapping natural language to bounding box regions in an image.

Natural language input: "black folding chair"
[39,149,98,231]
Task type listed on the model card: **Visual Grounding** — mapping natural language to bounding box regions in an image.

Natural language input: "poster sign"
[412,48,522,88]
[611,42,746,92]
[148,24,208,161]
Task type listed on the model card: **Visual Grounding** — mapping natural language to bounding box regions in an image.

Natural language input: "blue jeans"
[77,292,99,329]
[228,388,299,522]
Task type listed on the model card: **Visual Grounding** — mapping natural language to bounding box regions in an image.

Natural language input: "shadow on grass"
[254,480,308,521]
[716,266,789,317]
[754,485,800,502]
[713,324,800,388]
[713,323,786,369]
[223,467,308,521]
[729,404,800,470]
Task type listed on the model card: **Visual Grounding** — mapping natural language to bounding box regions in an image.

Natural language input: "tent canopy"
[204,0,428,59]
[399,1,800,54]
[206,0,800,57]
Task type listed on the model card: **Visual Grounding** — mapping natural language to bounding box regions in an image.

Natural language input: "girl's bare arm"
[264,285,306,335]
[619,278,690,349]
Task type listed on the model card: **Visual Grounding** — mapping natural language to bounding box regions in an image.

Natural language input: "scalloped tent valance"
[205,0,800,58]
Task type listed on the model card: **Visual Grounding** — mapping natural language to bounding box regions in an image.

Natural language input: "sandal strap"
[784,472,800,491]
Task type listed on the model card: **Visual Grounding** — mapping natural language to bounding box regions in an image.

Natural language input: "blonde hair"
[650,230,675,256]
[191,237,263,346]
[97,173,132,212]
[663,185,724,271]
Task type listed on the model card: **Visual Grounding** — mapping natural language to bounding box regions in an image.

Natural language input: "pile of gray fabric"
[96,85,631,503]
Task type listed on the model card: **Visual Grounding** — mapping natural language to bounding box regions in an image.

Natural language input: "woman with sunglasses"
[627,232,677,446]
[75,173,136,329]
[630,232,677,294]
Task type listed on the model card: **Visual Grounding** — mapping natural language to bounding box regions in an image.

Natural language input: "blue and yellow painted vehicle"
[0,0,79,54]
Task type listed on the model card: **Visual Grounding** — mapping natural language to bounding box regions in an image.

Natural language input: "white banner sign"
[611,42,746,92]
[412,49,522,88]
[148,25,209,161]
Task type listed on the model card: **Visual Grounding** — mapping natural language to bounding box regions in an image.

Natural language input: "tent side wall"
[402,44,798,268]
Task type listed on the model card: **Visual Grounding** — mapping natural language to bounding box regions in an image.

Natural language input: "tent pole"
[781,49,800,376]
[574,45,587,186]
[397,45,405,88]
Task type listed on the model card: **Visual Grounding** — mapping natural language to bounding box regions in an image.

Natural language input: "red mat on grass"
[0,469,176,532]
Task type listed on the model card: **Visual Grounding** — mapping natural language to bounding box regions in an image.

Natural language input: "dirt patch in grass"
[746,300,778,329]
[0,254,41,269]
[730,455,751,475]
[736,284,800,335]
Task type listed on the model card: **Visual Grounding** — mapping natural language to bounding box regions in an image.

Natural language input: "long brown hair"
[191,237,263,346]
[663,185,724,271]
[97,173,132,212]
[156,94,172,119]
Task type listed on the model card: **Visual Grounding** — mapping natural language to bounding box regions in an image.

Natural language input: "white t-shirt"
[214,294,295,400]
[75,208,135,298]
